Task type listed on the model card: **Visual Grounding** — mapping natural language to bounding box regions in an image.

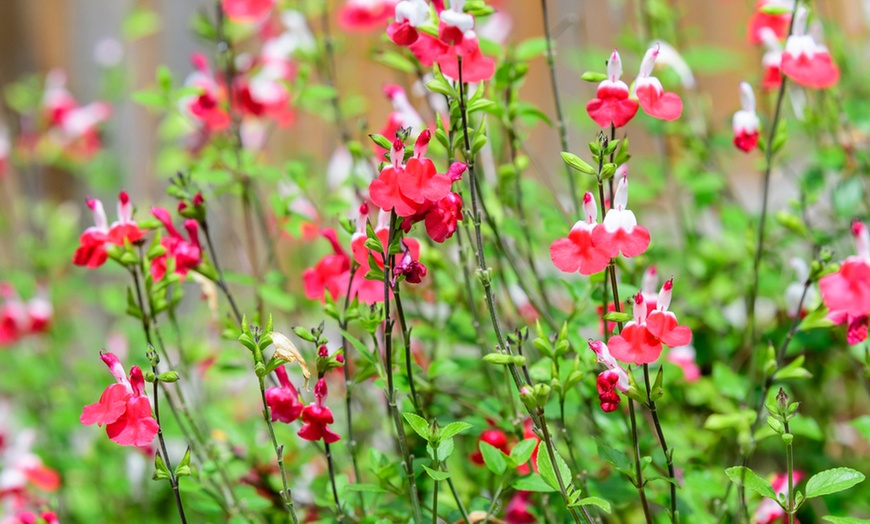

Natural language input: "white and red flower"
[340,0,399,32]
[733,82,760,153]
[73,192,148,269]
[591,170,651,259]
[747,0,793,45]
[550,191,611,276]
[780,8,839,89]
[633,44,683,121]
[586,49,639,129]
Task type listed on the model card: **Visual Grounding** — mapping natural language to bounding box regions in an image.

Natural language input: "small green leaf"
[403,412,431,440]
[805,468,865,499]
[560,152,596,175]
[510,439,538,466]
[536,446,572,491]
[439,421,472,440]
[479,441,507,475]
[725,467,777,499]
[513,474,557,492]
[483,353,525,366]
[569,496,612,514]
[603,311,632,323]
[822,517,870,524]
[422,465,451,481]
[581,71,608,82]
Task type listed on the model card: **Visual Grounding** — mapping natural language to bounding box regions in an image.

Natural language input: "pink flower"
[470,428,510,465]
[393,241,428,284]
[668,345,701,382]
[423,191,463,243]
[222,0,275,24]
[646,278,693,348]
[387,0,430,45]
[820,220,870,345]
[633,44,683,121]
[780,8,839,89]
[73,192,148,269]
[759,28,784,91]
[340,0,399,31]
[505,491,537,524]
[80,352,159,447]
[747,1,792,44]
[265,365,304,423]
[151,208,202,281]
[302,229,352,301]
[180,54,231,131]
[733,82,760,153]
[550,192,611,275]
[754,471,804,524]
[586,50,638,129]
[0,285,28,347]
[592,170,651,259]
[298,379,341,444]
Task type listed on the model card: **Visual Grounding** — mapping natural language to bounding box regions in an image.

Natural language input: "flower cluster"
[387,0,495,82]
[80,352,159,447]
[819,220,870,345]
[150,208,203,282]
[550,168,650,276]
[0,284,52,347]
[586,46,683,129]
[0,413,61,523]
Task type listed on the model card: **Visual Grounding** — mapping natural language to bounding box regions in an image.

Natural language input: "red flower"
[608,281,692,365]
[596,371,623,412]
[393,241,428,284]
[298,379,341,444]
[181,54,231,131]
[470,428,510,465]
[265,365,305,423]
[80,352,159,447]
[733,82,760,153]
[586,50,638,129]
[747,1,791,44]
[505,491,537,524]
[73,192,147,269]
[633,45,683,121]
[819,220,870,345]
[222,0,275,24]
[339,0,398,31]
[551,191,612,275]
[423,191,463,243]
[591,171,650,259]
[387,0,431,45]
[303,228,352,301]
[151,208,202,281]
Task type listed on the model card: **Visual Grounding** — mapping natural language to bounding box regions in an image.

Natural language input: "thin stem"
[394,286,421,413]
[540,0,579,212]
[785,420,795,524]
[338,267,364,510]
[201,219,244,325]
[325,442,345,522]
[538,409,585,524]
[257,373,301,524]
[432,470,439,524]
[628,397,653,524]
[149,356,188,524]
[443,463,471,523]
[643,364,677,521]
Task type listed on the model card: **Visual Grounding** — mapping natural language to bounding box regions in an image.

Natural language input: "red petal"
[105,396,159,447]
[636,84,683,121]
[781,52,840,89]
[80,383,130,427]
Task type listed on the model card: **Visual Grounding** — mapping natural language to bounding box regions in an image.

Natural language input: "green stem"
[257,373,301,524]
[538,408,585,524]
[325,442,345,522]
[628,397,653,524]
[394,285,421,414]
[643,364,677,521]
[785,420,795,524]
[443,463,470,523]
[150,361,188,524]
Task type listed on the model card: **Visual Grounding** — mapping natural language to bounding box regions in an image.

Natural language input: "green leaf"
[422,465,451,481]
[773,355,813,381]
[536,446,572,491]
[123,8,161,40]
[439,421,472,440]
[595,438,633,478]
[403,413,430,440]
[479,441,507,475]
[510,438,538,466]
[581,71,608,82]
[569,496,612,514]
[725,467,776,499]
[799,306,835,331]
[560,152,596,175]
[513,474,557,492]
[603,311,632,323]
[822,517,870,524]
[805,468,865,499]
[483,353,525,365]
[515,37,549,61]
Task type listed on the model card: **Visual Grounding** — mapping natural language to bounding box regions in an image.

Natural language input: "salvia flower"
[633,44,683,121]
[265,365,304,423]
[0,284,52,347]
[387,0,429,45]
[180,54,231,132]
[150,208,202,281]
[733,82,761,153]
[586,49,639,129]
[339,0,399,32]
[222,0,275,24]
[760,27,784,90]
[747,0,793,44]
[591,169,651,259]
[80,352,159,447]
[780,7,840,89]
[819,220,870,344]
[469,428,509,465]
[73,192,147,269]
[668,345,701,382]
[504,491,537,524]
[297,379,340,444]
[302,228,352,302]
[550,191,611,275]
[394,241,428,284]
[588,340,630,412]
